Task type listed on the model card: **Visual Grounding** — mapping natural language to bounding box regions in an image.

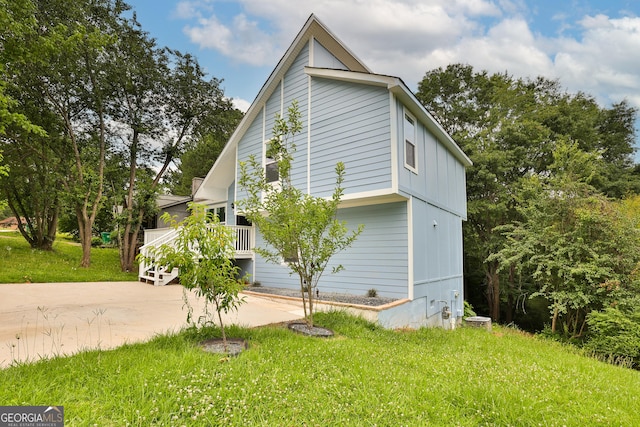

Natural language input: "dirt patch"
[200,338,248,356]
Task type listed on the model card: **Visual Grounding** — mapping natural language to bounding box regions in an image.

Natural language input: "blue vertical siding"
[253,201,409,299]
[310,79,392,197]
[397,100,467,218]
[412,198,464,320]
[227,182,235,225]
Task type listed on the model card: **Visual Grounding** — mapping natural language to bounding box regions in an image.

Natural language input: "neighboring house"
[140,15,472,328]
[150,195,192,227]
[0,216,27,230]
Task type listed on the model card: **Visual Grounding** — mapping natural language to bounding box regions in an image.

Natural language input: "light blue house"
[141,15,472,328]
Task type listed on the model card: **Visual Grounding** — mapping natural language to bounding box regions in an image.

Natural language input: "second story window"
[404,111,417,173]
[265,141,279,183]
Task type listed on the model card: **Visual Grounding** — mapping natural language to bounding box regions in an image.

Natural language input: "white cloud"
[551,15,640,107]
[231,97,251,112]
[178,0,640,116]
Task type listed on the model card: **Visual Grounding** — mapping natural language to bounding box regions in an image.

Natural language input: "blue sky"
[126,0,640,155]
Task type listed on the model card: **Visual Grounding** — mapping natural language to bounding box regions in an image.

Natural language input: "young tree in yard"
[238,101,363,327]
[139,203,246,351]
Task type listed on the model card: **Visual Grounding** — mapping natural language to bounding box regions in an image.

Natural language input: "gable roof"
[194,14,470,201]
[195,14,368,201]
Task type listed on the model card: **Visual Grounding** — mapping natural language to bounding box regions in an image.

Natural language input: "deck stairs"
[138,225,254,286]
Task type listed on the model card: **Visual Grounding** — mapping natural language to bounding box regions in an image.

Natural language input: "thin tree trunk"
[77,208,93,268]
[307,281,315,327]
[299,276,308,319]
[551,306,559,333]
[486,265,501,322]
[215,300,227,352]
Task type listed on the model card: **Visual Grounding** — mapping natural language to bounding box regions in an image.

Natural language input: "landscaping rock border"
[246,286,398,307]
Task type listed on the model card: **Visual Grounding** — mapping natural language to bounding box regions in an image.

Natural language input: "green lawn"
[0,312,638,426]
[0,232,138,283]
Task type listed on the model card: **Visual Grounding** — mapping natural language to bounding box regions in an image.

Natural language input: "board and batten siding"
[309,78,392,198]
[411,199,463,294]
[235,108,264,203]
[396,100,467,219]
[253,201,409,299]
[313,39,348,70]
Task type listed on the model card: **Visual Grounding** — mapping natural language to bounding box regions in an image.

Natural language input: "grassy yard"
[0,232,138,283]
[0,311,638,426]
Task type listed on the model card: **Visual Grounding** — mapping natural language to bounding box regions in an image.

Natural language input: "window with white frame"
[404,111,417,173]
[207,206,226,224]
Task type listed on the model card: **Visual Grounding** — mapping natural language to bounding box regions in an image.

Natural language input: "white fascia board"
[338,188,407,209]
[305,67,397,88]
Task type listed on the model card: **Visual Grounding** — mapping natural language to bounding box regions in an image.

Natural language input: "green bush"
[463,300,477,318]
[584,307,640,368]
[91,236,103,247]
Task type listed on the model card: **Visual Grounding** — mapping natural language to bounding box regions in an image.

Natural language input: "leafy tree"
[139,203,246,351]
[0,151,7,213]
[109,15,237,272]
[0,0,55,247]
[417,64,639,323]
[166,106,243,196]
[585,307,640,368]
[491,142,640,337]
[238,101,363,327]
[2,0,127,263]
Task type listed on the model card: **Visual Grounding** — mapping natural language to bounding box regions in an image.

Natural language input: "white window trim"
[207,204,227,225]
[403,109,418,174]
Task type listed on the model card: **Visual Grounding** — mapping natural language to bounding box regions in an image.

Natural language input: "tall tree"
[416,64,638,322]
[3,0,125,264]
[166,106,243,196]
[0,0,56,248]
[110,15,238,272]
[491,142,640,336]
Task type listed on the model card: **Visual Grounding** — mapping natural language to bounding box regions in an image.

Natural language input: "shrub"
[366,288,378,298]
[464,300,477,318]
[584,307,640,368]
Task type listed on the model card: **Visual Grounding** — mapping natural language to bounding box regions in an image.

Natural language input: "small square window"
[265,161,279,183]
[403,111,418,173]
[405,140,416,169]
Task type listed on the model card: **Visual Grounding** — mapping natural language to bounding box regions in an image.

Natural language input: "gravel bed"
[245,286,398,307]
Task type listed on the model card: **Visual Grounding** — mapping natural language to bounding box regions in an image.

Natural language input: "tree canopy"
[0,0,240,268]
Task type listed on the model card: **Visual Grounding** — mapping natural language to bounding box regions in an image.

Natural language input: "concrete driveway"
[0,281,304,367]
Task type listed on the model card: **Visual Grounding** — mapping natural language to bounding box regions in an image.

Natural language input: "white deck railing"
[139,225,254,285]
